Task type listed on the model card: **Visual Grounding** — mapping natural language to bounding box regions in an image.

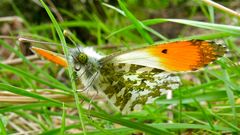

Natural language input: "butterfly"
[31,40,226,114]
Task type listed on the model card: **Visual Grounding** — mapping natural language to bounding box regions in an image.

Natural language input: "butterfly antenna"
[63,30,84,46]
[18,37,60,46]
[77,46,81,53]
[71,55,79,63]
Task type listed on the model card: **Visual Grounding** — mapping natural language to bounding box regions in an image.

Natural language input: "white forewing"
[108,50,164,70]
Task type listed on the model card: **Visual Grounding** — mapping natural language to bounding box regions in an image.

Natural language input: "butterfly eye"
[78,53,88,64]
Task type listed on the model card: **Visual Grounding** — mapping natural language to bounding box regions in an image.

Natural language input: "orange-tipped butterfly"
[31,40,226,114]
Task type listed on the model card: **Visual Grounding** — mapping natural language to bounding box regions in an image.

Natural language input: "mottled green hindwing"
[95,63,181,114]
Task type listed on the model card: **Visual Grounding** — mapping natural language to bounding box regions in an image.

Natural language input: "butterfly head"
[69,46,103,71]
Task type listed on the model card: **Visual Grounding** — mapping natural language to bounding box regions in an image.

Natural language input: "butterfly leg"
[83,71,99,91]
[77,71,99,92]
[86,88,99,115]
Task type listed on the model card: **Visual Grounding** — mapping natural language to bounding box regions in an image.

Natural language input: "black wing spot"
[161,49,168,54]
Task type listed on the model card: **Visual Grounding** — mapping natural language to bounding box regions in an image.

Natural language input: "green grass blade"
[0,39,69,90]
[0,83,62,105]
[223,70,238,126]
[167,18,240,34]
[118,0,153,44]
[151,123,235,132]
[39,0,87,134]
[0,103,64,113]
[0,63,70,91]
[89,111,173,135]
[192,98,215,131]
[102,2,125,16]
[60,103,66,135]
[209,111,240,132]
[0,115,7,135]
[103,2,167,41]
[156,91,227,104]
[107,18,240,38]
[207,4,215,23]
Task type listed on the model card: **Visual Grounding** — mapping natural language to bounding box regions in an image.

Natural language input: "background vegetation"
[0,0,240,134]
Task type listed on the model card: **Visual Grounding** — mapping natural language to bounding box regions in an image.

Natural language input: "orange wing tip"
[185,40,227,71]
[146,40,226,72]
[31,46,68,67]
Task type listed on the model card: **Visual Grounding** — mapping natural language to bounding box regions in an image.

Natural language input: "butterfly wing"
[95,63,180,114]
[101,40,226,72]
[96,40,226,113]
